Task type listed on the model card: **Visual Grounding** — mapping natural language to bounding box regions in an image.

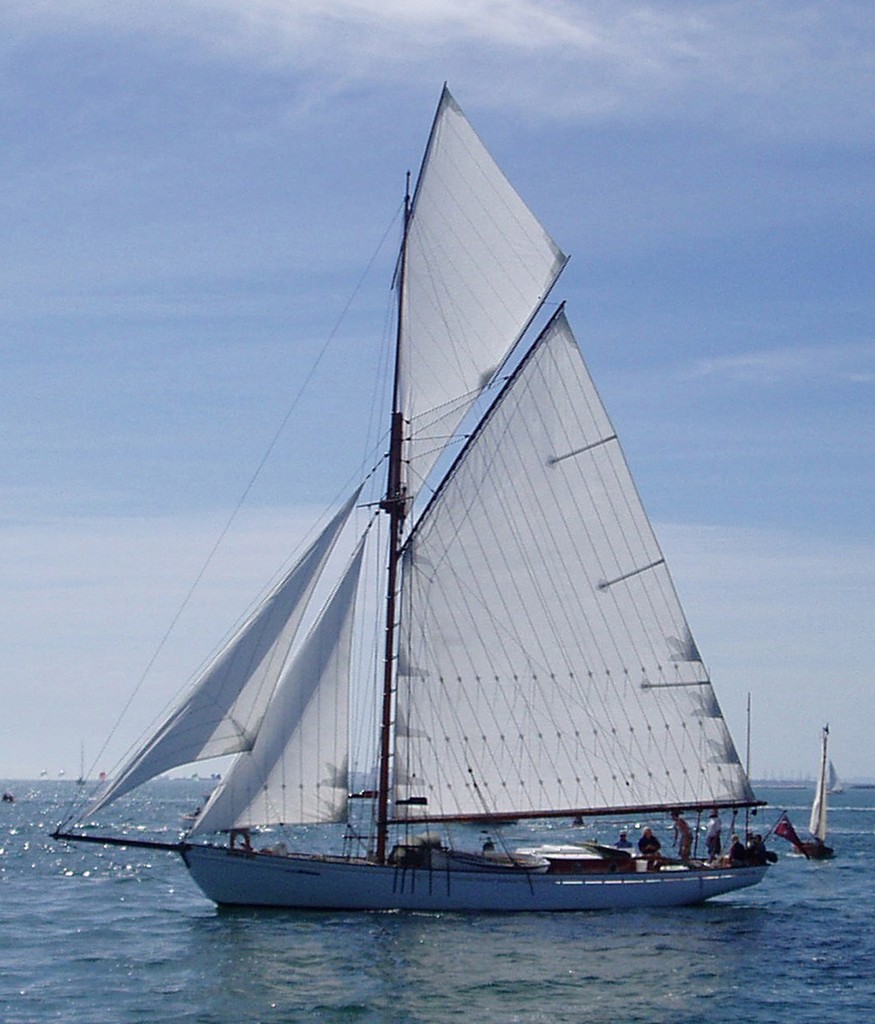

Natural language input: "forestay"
[394,311,754,822]
[399,87,567,500]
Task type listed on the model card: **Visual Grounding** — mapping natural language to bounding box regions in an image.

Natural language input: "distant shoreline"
[751,779,875,790]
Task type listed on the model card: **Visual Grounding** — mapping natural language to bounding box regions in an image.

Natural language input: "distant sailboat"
[53,86,770,911]
[802,725,835,859]
[76,742,86,786]
[827,759,844,795]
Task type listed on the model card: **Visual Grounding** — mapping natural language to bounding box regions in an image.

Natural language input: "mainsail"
[399,86,567,499]
[85,490,360,817]
[190,534,368,834]
[394,310,754,822]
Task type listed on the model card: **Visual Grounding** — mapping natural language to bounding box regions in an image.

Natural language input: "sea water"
[1,782,872,1024]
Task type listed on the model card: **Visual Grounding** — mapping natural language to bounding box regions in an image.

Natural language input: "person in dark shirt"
[638,827,661,857]
[745,834,770,865]
[727,834,747,865]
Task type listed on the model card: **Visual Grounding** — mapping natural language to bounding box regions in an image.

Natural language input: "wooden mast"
[375,174,411,864]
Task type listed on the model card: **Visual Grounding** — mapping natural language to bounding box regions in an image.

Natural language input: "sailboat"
[828,760,844,795]
[53,87,770,911]
[801,725,835,859]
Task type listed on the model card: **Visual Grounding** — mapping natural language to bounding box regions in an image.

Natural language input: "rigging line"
[361,254,402,483]
[82,207,405,800]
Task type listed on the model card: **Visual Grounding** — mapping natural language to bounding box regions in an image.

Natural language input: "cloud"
[685,342,875,386]
[9,1,874,135]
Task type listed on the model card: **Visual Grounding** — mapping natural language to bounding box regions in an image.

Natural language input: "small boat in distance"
[53,86,770,911]
[827,759,844,795]
[801,725,835,860]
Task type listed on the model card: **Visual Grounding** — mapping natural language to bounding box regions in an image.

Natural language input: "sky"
[1,1,873,784]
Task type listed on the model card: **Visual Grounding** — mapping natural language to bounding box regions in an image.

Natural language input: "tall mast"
[375,173,411,863]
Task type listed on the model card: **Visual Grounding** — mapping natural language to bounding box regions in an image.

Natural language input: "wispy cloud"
[9,1,874,134]
[685,342,875,386]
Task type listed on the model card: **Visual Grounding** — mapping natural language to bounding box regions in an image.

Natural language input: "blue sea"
[1,781,872,1024]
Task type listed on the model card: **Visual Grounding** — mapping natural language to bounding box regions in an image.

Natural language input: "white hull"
[182,845,767,912]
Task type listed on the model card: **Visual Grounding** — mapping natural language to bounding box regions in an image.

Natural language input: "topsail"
[399,87,567,499]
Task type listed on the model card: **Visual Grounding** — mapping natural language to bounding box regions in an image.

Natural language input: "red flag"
[774,812,809,858]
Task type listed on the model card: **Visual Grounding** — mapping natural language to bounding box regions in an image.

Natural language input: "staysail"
[189,533,368,834]
[399,86,567,499]
[394,310,754,822]
[85,490,360,817]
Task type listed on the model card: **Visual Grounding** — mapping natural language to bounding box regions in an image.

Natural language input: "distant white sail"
[399,87,567,498]
[809,726,830,841]
[394,311,753,821]
[85,490,360,816]
[827,760,843,794]
[190,533,367,834]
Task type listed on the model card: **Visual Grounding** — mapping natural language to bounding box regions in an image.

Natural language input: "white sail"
[399,87,567,498]
[85,490,360,816]
[394,310,753,822]
[809,726,830,840]
[828,760,843,794]
[190,533,367,834]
